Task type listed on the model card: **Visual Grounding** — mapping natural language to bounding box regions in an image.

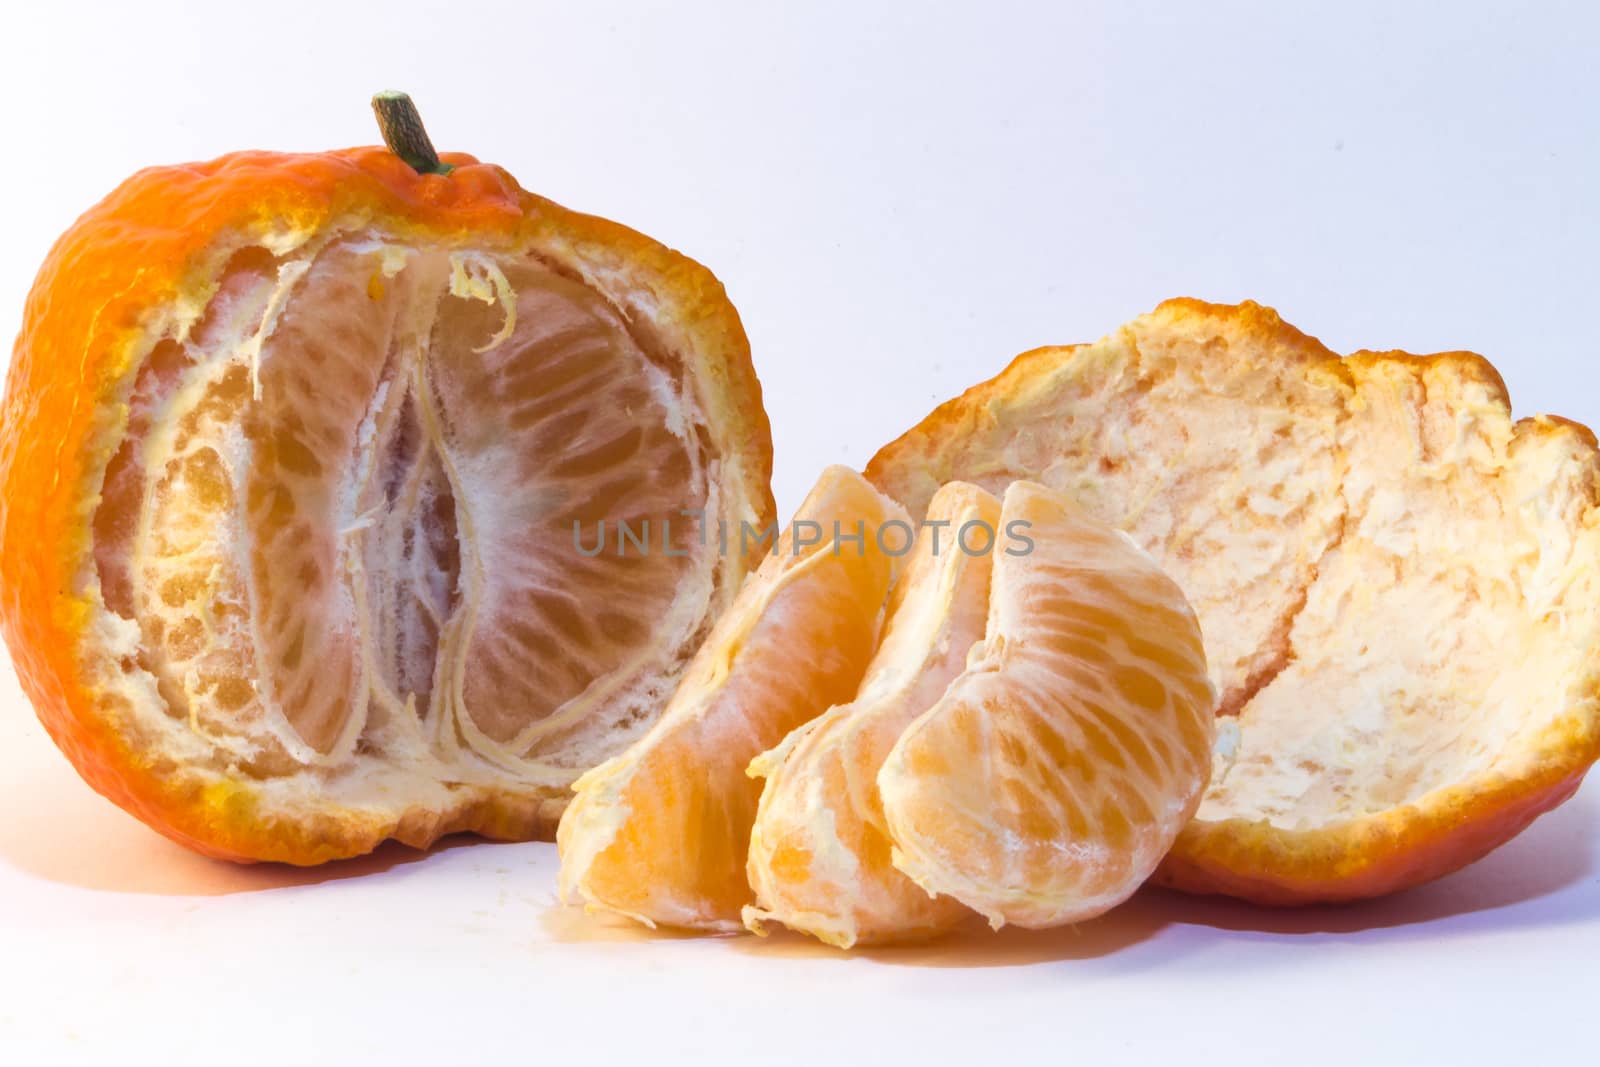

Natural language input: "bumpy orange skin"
[1154,731,1595,905]
[0,147,774,863]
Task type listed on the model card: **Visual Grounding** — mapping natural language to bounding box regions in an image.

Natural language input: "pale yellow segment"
[744,482,1000,948]
[879,480,1215,930]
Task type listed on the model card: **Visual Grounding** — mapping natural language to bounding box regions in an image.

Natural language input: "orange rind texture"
[867,299,1600,903]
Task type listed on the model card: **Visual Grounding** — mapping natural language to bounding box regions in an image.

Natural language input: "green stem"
[371,91,454,176]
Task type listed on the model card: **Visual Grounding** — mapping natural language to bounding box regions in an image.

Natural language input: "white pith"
[869,308,1600,835]
[84,225,732,815]
[1196,368,1600,829]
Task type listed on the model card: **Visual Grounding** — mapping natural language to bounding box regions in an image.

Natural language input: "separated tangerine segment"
[744,482,1000,947]
[879,480,1216,930]
[556,466,907,931]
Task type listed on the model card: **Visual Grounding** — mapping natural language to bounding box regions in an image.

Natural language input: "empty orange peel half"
[868,299,1600,903]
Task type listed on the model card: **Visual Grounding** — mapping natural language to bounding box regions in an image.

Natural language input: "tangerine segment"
[744,482,999,948]
[557,466,905,931]
[879,480,1215,930]
[2,146,775,862]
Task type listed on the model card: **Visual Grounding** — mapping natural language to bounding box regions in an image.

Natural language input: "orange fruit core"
[85,235,738,817]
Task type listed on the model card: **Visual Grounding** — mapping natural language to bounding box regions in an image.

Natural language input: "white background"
[1,1,1597,1063]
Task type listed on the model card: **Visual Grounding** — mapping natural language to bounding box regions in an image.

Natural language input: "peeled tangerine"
[0,96,774,863]
[867,298,1600,903]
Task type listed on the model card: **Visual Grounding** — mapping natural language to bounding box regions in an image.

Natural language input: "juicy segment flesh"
[556,467,905,931]
[879,481,1216,929]
[91,235,721,795]
[744,482,999,947]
